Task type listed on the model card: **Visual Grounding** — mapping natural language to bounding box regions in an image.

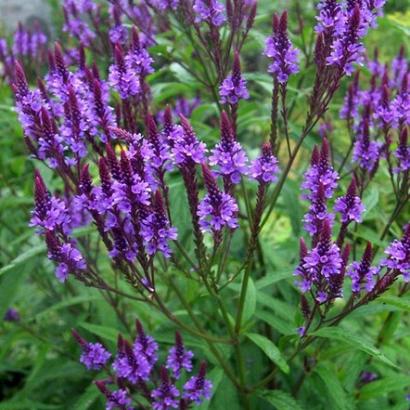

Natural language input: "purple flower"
[80,343,111,370]
[113,336,151,383]
[302,138,339,201]
[109,45,140,99]
[151,0,180,10]
[249,142,279,184]
[327,5,365,75]
[166,332,194,379]
[360,371,378,384]
[381,225,410,282]
[340,71,361,120]
[125,28,154,77]
[30,173,70,234]
[63,4,96,46]
[198,165,238,233]
[134,320,159,368]
[352,119,381,171]
[347,242,379,293]
[106,389,133,410]
[183,363,212,405]
[109,5,128,44]
[209,112,248,185]
[46,235,87,282]
[219,52,249,104]
[395,128,410,173]
[95,382,134,410]
[172,116,207,166]
[72,330,111,370]
[334,177,365,223]
[303,183,334,236]
[298,219,343,302]
[141,192,177,258]
[151,368,179,410]
[193,0,226,27]
[264,12,299,84]
[4,308,20,322]
[391,46,408,90]
[315,0,345,38]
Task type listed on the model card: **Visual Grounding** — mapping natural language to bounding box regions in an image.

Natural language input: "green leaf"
[314,364,350,410]
[258,389,304,410]
[377,295,410,312]
[255,270,292,290]
[0,244,45,276]
[247,333,289,374]
[312,327,396,367]
[255,310,297,336]
[79,322,118,342]
[242,278,256,325]
[73,383,101,410]
[359,375,410,400]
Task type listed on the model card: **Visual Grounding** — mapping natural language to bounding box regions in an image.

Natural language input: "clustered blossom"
[166,332,194,379]
[198,165,239,234]
[72,329,111,370]
[381,225,410,282]
[301,139,338,235]
[4,308,20,322]
[219,52,249,105]
[249,142,279,184]
[264,12,299,84]
[193,0,226,27]
[347,242,378,293]
[395,128,410,173]
[352,118,381,171]
[73,321,212,410]
[334,177,365,224]
[209,112,248,185]
[295,219,343,302]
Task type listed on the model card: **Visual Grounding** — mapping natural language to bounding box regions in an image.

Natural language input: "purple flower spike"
[219,51,249,104]
[352,118,381,171]
[172,115,207,166]
[264,12,299,84]
[109,45,140,99]
[134,320,159,367]
[151,367,180,410]
[72,329,111,370]
[141,191,177,258]
[347,242,378,293]
[209,112,248,185]
[327,5,365,75]
[45,232,86,282]
[193,0,226,27]
[340,71,360,121]
[113,335,151,383]
[302,138,339,201]
[125,28,154,77]
[395,128,410,173]
[198,164,239,233]
[183,362,213,405]
[250,142,279,184]
[166,331,194,379]
[334,177,365,223]
[95,381,134,410]
[302,219,343,302]
[381,225,410,282]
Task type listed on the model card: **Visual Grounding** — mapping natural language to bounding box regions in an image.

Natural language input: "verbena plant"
[1,0,410,408]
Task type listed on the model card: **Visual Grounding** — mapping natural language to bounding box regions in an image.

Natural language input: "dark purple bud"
[105,144,121,180]
[279,11,288,33]
[320,137,331,164]
[246,3,257,32]
[72,328,87,347]
[80,164,93,195]
[310,145,320,166]
[299,237,308,259]
[300,295,310,319]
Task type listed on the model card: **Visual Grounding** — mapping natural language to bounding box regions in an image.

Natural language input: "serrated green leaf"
[247,333,289,374]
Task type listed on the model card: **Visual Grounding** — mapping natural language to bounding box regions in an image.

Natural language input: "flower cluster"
[219,52,249,105]
[73,321,212,410]
[264,12,299,84]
